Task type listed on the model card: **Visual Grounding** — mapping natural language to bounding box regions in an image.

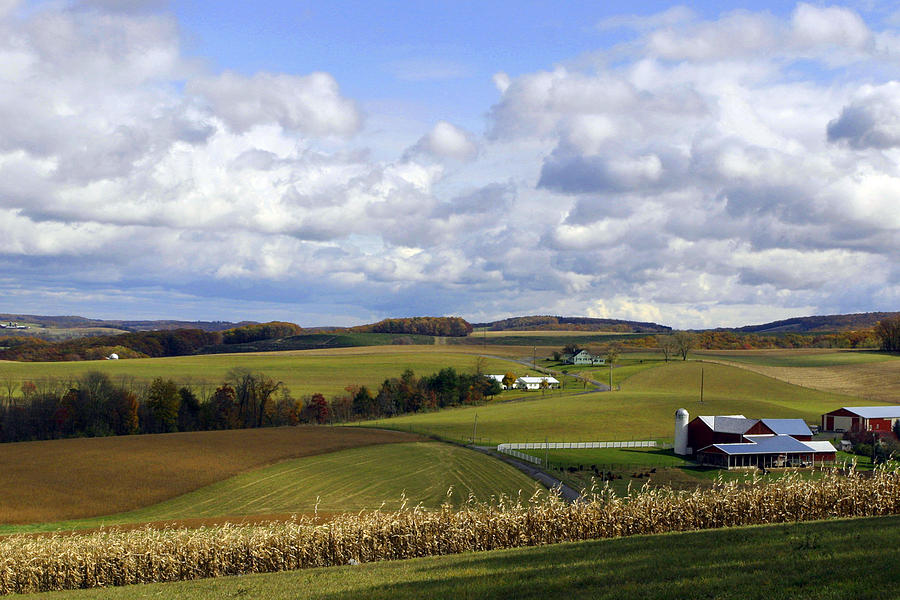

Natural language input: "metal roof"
[704,435,829,456]
[698,415,756,434]
[760,419,812,437]
[517,376,560,384]
[805,441,837,453]
[835,406,900,419]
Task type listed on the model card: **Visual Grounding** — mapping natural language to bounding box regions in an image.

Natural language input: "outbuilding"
[516,376,560,390]
[821,406,900,433]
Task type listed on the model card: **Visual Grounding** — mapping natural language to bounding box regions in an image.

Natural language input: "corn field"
[3,466,900,595]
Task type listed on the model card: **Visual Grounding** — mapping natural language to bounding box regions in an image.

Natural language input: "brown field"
[0,427,420,524]
[706,358,900,403]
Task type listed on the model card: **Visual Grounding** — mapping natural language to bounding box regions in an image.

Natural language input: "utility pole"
[700,368,704,403]
[472,413,478,444]
[533,346,536,368]
[544,436,549,468]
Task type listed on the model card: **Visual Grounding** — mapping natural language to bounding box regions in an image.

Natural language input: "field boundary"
[497,440,659,465]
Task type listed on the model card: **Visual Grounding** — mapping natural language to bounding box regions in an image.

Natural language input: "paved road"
[470,445,581,503]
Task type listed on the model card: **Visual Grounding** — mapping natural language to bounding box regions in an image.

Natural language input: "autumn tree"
[673,331,697,360]
[501,372,517,390]
[146,377,180,433]
[875,316,900,352]
[657,335,677,362]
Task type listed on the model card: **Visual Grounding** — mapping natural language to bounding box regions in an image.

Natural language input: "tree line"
[351,317,473,337]
[0,367,500,444]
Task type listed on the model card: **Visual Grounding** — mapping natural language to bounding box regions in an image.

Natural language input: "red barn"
[682,413,833,469]
[821,407,900,433]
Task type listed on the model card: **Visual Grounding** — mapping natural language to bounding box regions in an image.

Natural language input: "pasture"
[698,349,900,403]
[0,427,420,525]
[365,361,861,444]
[0,347,532,398]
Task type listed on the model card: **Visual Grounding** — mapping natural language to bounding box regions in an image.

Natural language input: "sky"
[1,1,899,328]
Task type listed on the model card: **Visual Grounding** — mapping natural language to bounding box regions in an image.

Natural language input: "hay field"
[366,361,859,444]
[0,347,530,397]
[0,427,420,525]
[698,350,900,403]
[7,442,541,534]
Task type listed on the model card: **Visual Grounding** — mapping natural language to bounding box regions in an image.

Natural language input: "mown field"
[16,515,900,599]
[698,349,900,403]
[366,361,861,444]
[0,347,535,397]
[0,427,421,525]
[3,442,540,535]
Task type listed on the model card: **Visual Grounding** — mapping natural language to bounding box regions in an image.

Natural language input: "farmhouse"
[674,409,834,469]
[516,376,560,390]
[561,350,605,365]
[821,406,900,434]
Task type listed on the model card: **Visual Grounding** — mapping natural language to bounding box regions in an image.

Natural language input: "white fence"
[496,440,661,466]
[498,440,657,452]
[498,448,543,464]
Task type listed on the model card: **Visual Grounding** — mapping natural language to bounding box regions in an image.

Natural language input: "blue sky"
[1,1,899,327]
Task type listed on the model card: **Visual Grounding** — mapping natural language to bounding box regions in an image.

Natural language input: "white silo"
[674,408,689,455]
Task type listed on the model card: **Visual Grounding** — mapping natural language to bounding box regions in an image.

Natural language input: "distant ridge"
[723,311,899,334]
[473,315,671,333]
[0,314,252,332]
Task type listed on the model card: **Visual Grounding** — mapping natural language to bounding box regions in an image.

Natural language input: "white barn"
[516,376,560,390]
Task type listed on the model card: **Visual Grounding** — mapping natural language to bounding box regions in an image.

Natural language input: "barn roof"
[701,435,831,456]
[760,419,812,437]
[697,415,756,434]
[518,376,560,384]
[831,406,900,419]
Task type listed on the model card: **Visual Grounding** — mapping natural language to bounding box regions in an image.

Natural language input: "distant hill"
[474,315,671,334]
[726,312,899,334]
[0,314,251,332]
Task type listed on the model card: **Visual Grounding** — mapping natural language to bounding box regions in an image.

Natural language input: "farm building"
[561,350,605,365]
[821,406,900,433]
[516,376,560,390]
[674,409,834,469]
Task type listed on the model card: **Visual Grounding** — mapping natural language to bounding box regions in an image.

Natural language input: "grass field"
[0,347,534,397]
[1,442,541,535]
[366,361,860,444]
[697,349,900,403]
[0,427,421,525]
[18,515,900,599]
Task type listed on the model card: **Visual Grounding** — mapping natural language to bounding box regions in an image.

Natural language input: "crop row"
[2,467,899,595]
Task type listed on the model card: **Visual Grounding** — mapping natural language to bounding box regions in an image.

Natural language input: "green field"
[0,349,530,397]
[21,515,900,599]
[365,361,861,444]
[0,442,540,535]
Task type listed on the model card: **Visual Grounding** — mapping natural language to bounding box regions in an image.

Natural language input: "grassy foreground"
[17,515,900,599]
[3,442,540,534]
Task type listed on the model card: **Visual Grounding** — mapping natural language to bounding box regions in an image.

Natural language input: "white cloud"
[407,121,477,161]
[187,71,361,136]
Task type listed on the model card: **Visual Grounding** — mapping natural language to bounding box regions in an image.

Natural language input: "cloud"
[407,121,477,161]
[187,71,361,136]
[827,82,900,148]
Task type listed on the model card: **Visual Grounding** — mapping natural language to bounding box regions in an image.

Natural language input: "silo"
[674,408,689,455]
